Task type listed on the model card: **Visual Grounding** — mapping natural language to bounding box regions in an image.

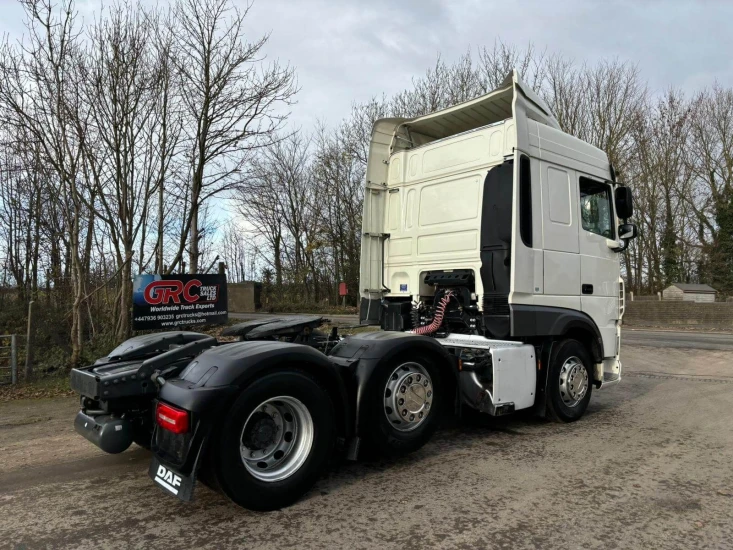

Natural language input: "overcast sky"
[1,0,731,131]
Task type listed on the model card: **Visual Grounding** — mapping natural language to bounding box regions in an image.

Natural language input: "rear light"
[156,402,189,434]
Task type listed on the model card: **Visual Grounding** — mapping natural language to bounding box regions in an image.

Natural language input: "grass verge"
[0,372,74,402]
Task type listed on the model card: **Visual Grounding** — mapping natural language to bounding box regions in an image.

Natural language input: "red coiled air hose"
[411,291,453,335]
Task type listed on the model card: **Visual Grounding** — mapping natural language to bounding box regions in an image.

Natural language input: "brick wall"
[624,301,733,328]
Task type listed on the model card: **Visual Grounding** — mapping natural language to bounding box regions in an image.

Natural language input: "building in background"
[662,283,717,303]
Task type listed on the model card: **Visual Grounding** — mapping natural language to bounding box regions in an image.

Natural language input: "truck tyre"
[546,339,593,423]
[361,353,443,457]
[212,369,335,511]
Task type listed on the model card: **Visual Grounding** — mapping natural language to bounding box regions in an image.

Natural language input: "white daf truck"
[71,71,637,511]
[359,69,636,420]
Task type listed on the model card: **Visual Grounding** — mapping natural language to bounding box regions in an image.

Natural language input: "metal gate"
[0,335,18,385]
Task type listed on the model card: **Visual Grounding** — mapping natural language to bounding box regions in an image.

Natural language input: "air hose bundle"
[411,291,453,335]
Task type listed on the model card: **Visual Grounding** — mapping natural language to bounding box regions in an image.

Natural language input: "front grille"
[483,293,509,315]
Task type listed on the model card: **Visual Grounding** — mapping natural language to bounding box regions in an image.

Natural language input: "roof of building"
[667,283,717,293]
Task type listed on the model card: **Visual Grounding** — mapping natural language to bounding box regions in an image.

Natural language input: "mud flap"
[533,340,554,418]
[149,456,196,501]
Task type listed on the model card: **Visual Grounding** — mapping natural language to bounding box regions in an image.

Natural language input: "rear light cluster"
[156,402,189,434]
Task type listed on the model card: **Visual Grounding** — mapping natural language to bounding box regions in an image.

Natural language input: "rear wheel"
[546,339,593,422]
[213,370,335,511]
[362,354,443,457]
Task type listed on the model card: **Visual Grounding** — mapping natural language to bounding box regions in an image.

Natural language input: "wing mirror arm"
[607,238,631,253]
[608,222,638,253]
[606,238,626,252]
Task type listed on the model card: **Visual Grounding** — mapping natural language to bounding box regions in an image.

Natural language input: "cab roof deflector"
[392,70,559,146]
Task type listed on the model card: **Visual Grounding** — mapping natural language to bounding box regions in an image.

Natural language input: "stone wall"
[624,301,733,328]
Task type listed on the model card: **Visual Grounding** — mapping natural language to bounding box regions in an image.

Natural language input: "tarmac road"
[622,329,733,351]
[231,312,733,351]
[1,342,733,548]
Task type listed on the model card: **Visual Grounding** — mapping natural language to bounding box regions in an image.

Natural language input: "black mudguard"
[532,340,554,418]
[328,332,457,437]
[152,341,352,486]
[153,333,456,485]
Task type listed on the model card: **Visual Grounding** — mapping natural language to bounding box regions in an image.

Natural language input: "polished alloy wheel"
[384,362,433,432]
[240,396,314,482]
[558,356,589,407]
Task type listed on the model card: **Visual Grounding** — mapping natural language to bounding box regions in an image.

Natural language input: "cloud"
[243,0,733,129]
[2,0,731,130]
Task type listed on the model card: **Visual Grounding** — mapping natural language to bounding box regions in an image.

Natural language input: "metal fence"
[0,335,18,385]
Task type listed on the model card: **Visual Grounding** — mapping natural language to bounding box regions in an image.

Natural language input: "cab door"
[577,176,620,357]
[540,161,580,308]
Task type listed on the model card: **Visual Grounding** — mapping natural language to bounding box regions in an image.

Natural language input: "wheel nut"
[409,414,415,421]
[402,409,408,417]
[407,376,413,384]
[423,380,429,387]
[398,398,404,405]
[400,386,406,393]
[416,375,422,382]
[427,390,432,398]
[250,451,256,457]
[419,412,423,418]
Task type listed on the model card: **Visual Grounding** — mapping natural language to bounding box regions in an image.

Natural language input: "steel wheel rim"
[384,362,434,432]
[559,356,589,407]
[240,396,314,482]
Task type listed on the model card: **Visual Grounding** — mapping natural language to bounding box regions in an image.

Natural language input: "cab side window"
[579,178,614,238]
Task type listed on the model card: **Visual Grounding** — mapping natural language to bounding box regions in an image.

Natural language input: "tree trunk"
[157,179,164,273]
[116,255,132,340]
[189,203,199,274]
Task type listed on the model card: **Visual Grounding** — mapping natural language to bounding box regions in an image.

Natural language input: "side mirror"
[615,186,633,219]
[618,223,637,240]
[607,223,638,252]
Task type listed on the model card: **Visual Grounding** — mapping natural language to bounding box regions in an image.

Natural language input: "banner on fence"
[132,274,228,330]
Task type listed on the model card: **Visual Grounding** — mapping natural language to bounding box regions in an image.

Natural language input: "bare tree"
[236,133,317,300]
[78,2,165,339]
[0,0,92,363]
[312,121,366,305]
[478,40,547,92]
[686,85,733,294]
[169,0,297,274]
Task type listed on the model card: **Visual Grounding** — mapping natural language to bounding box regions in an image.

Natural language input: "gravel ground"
[1,344,732,549]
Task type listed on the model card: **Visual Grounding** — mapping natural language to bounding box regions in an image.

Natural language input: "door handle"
[582,284,593,295]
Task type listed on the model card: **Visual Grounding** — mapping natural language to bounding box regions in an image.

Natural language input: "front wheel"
[546,339,593,422]
[213,370,335,511]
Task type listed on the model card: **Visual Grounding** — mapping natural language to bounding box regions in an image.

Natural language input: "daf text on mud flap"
[154,465,182,495]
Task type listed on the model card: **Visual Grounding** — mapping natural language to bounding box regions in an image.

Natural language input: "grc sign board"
[132,274,228,330]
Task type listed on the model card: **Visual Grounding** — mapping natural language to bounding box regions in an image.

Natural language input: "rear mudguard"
[156,334,456,470]
[154,341,352,474]
[328,331,458,437]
